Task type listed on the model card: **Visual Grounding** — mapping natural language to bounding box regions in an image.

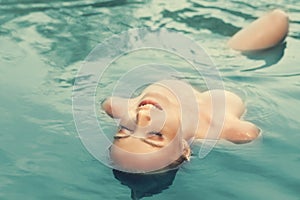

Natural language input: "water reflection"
[113,168,179,200]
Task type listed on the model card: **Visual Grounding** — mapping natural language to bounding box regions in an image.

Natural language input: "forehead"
[110,146,181,173]
[114,137,161,153]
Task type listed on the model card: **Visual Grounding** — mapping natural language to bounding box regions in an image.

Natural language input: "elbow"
[235,126,260,144]
[244,126,260,142]
[227,122,261,144]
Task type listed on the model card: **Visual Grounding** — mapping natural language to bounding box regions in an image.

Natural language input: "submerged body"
[102,80,260,172]
[101,9,289,173]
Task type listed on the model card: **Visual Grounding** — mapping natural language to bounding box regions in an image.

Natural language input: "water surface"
[1,0,300,199]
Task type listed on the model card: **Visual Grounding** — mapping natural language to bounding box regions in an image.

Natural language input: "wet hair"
[148,139,191,174]
[113,167,178,199]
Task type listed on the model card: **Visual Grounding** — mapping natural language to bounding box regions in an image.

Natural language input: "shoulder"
[201,90,243,103]
[201,90,245,117]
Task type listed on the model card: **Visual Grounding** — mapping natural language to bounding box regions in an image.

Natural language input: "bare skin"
[195,90,259,143]
[228,9,289,51]
[102,80,260,172]
[101,9,289,172]
[103,80,259,144]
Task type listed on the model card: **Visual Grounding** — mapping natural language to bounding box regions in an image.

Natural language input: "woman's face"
[102,81,187,172]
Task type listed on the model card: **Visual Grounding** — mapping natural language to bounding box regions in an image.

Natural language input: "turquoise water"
[1,0,300,199]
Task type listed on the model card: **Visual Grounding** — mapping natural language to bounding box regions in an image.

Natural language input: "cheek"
[102,97,130,118]
[164,113,181,141]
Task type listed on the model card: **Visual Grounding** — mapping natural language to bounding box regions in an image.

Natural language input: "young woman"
[102,9,288,173]
[102,80,259,172]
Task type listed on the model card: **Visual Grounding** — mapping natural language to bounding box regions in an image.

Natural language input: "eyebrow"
[142,138,164,148]
[114,134,164,148]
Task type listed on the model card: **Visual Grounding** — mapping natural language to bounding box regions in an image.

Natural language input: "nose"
[136,109,151,127]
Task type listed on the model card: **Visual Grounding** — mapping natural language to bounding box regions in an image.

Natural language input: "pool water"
[1,0,300,199]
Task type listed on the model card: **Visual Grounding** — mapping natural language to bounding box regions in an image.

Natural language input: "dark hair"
[113,167,179,199]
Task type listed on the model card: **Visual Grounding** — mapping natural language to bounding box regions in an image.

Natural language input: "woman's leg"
[227,9,289,51]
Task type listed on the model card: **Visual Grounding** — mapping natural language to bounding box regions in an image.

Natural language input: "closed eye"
[148,131,163,137]
[119,125,132,132]
[143,137,165,147]
[114,125,132,139]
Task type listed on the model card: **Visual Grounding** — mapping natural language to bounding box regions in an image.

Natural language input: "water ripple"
[161,9,240,37]
[1,0,300,199]
[191,1,256,20]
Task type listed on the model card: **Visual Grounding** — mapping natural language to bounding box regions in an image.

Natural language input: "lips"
[138,99,163,110]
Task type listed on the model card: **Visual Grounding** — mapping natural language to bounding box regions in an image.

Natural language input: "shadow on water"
[160,1,258,37]
[241,42,287,72]
[113,168,179,200]
[161,9,240,37]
